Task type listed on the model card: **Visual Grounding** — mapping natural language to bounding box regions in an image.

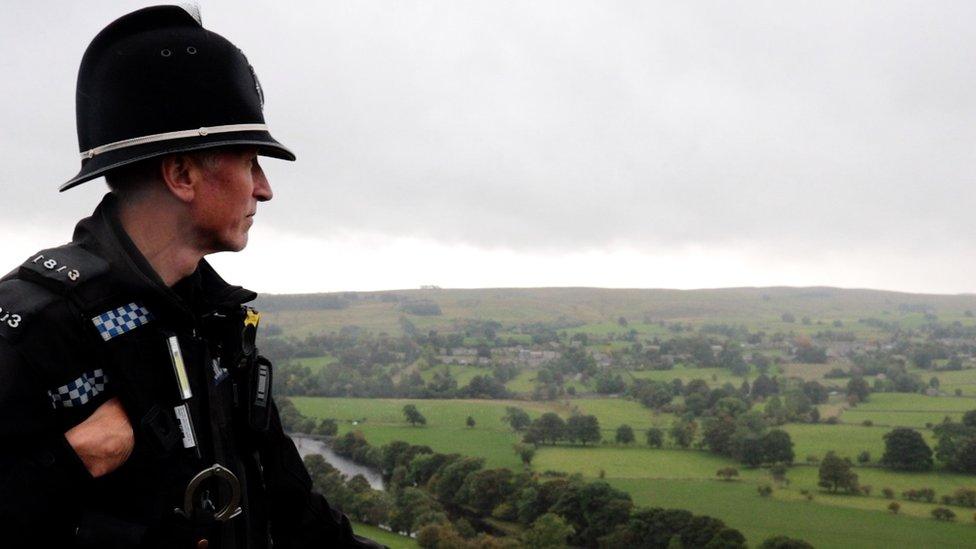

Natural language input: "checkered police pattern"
[91,302,152,342]
[48,368,109,409]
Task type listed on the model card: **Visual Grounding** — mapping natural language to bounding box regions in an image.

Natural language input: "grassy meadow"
[298,395,976,548]
[351,522,418,548]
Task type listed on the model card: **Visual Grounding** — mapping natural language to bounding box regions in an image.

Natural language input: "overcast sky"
[2,1,975,294]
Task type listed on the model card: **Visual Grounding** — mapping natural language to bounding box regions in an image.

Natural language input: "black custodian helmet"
[61,4,295,191]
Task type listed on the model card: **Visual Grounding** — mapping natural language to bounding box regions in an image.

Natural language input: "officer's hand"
[65,397,135,477]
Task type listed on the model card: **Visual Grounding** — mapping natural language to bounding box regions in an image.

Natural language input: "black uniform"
[0,194,381,548]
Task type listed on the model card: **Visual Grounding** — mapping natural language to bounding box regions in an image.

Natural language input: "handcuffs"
[176,464,242,522]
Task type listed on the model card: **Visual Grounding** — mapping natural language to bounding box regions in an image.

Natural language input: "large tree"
[457,468,514,514]
[846,377,871,403]
[430,456,484,505]
[934,416,976,473]
[818,451,859,493]
[551,481,633,547]
[703,414,738,455]
[615,424,635,445]
[566,414,602,446]
[762,429,796,465]
[526,412,567,446]
[402,404,427,426]
[751,374,779,399]
[503,406,532,432]
[646,427,664,448]
[521,513,574,549]
[881,428,933,471]
[670,418,698,448]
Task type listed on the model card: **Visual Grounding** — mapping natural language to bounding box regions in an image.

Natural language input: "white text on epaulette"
[0,306,22,329]
[31,253,81,282]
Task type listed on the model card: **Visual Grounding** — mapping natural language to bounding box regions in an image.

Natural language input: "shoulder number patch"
[29,253,81,282]
[18,244,109,290]
[0,306,22,329]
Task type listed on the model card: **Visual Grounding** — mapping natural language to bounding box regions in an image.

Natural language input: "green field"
[612,478,976,549]
[534,446,769,481]
[628,364,751,386]
[782,423,905,462]
[352,523,418,548]
[928,368,976,397]
[505,368,590,395]
[839,393,975,428]
[299,396,976,548]
[419,364,491,386]
[293,396,529,468]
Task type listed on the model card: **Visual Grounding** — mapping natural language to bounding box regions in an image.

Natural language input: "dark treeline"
[321,429,758,548]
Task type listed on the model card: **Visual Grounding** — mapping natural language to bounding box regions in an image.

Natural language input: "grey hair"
[104,149,222,200]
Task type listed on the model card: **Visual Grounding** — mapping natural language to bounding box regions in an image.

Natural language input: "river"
[290,434,384,490]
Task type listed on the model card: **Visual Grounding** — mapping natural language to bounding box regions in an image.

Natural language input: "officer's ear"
[160,153,202,203]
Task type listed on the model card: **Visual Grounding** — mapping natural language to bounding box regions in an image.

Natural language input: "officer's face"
[192,148,273,253]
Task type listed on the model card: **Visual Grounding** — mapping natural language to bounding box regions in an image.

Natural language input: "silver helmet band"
[80,123,271,160]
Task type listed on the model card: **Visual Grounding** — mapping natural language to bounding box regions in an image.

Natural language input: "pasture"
[839,393,974,428]
[352,523,418,548]
[612,478,976,549]
[301,396,976,548]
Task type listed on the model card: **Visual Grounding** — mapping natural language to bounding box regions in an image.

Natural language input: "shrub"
[417,523,444,547]
[952,487,976,508]
[825,417,841,425]
[759,535,814,549]
[857,451,871,464]
[882,487,895,499]
[758,485,773,497]
[717,467,740,481]
[888,502,900,514]
[903,488,936,502]
[860,485,873,496]
[932,507,956,521]
[862,420,874,427]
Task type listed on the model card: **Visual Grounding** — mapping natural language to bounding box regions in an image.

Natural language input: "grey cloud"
[3,1,976,257]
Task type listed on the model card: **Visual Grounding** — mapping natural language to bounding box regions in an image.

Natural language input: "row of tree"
[327,430,758,548]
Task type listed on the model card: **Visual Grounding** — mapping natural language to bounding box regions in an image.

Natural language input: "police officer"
[0,5,382,548]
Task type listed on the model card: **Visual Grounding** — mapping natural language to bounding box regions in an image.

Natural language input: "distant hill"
[254,286,976,337]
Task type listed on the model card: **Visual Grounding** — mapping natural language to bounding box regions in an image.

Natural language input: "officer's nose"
[253,162,273,202]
